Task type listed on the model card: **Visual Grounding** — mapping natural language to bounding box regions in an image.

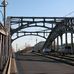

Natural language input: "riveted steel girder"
[8,16,64,41]
[6,17,74,47]
[42,18,74,49]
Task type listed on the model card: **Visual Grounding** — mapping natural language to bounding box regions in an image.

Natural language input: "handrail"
[2,57,11,74]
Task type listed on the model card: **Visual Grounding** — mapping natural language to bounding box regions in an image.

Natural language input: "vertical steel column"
[20,18,23,26]
[53,39,55,51]
[65,32,68,47]
[50,45,52,51]
[52,19,56,51]
[51,42,54,52]
[43,31,45,38]
[65,19,68,47]
[57,36,59,51]
[52,24,53,29]
[71,19,73,54]
[43,18,45,26]
[60,35,63,48]
[50,42,53,51]
[51,23,54,50]
[71,32,73,54]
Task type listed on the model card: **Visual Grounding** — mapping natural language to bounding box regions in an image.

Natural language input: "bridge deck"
[13,52,74,74]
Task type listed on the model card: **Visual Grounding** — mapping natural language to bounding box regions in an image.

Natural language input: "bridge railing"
[0,21,12,74]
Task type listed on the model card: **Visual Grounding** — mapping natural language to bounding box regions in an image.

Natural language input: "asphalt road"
[15,52,74,74]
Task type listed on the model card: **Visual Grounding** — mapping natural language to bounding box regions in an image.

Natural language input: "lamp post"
[0,0,8,26]
[3,0,6,26]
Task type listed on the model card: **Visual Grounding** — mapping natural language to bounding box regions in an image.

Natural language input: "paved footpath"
[15,52,74,74]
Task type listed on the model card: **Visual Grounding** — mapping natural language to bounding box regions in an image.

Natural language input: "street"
[15,52,74,74]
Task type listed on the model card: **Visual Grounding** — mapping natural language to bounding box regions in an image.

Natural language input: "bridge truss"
[6,17,74,54]
[7,17,60,41]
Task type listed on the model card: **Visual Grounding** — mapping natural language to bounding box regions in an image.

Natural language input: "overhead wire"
[64,11,74,17]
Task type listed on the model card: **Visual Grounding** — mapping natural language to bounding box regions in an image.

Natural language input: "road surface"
[15,52,74,74]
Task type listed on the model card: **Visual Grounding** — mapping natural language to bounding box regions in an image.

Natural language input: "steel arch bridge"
[6,17,74,54]
[42,17,74,54]
[7,16,58,42]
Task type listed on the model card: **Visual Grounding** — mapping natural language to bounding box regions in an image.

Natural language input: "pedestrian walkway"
[10,58,18,74]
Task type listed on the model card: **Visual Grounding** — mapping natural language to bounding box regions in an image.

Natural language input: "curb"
[34,52,74,66]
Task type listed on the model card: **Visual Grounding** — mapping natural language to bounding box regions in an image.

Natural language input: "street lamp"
[0,0,8,26]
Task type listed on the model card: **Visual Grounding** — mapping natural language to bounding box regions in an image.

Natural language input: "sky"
[6,0,74,17]
[0,0,74,51]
